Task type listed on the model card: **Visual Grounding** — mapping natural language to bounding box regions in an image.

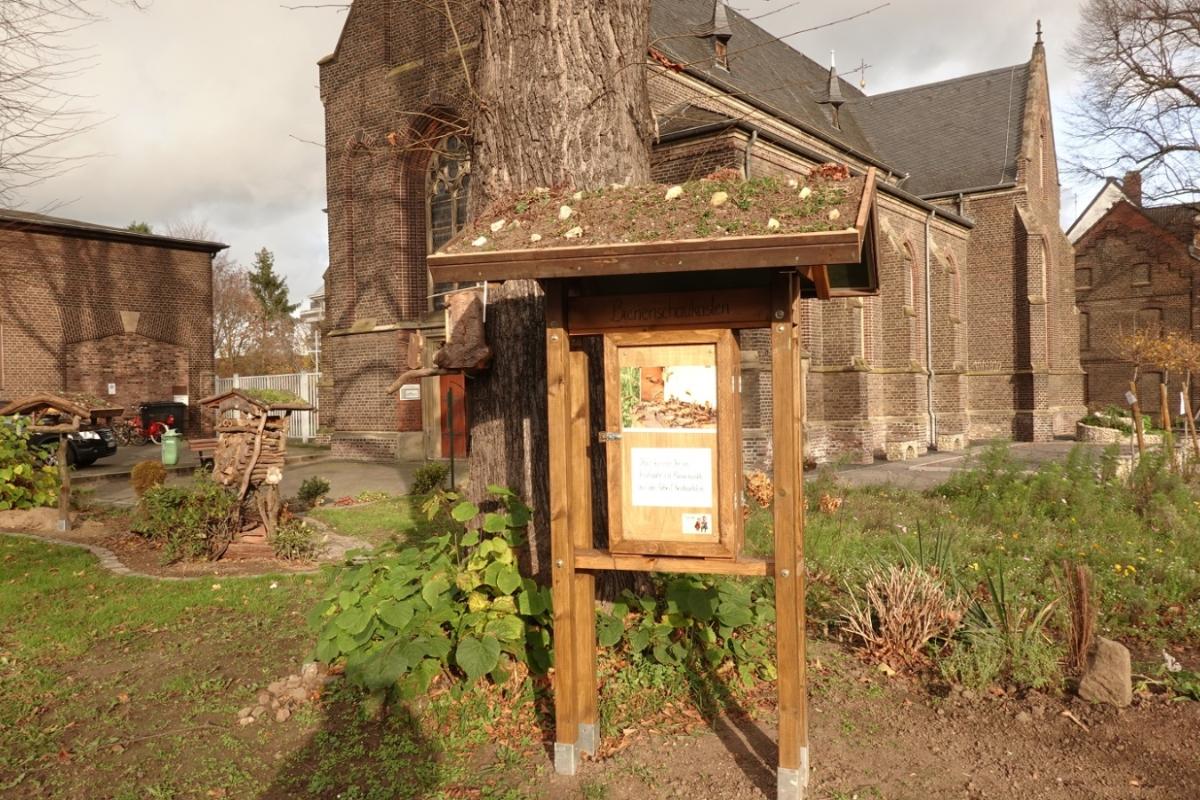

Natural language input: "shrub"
[130,460,167,496]
[271,518,321,560]
[0,417,59,510]
[840,564,963,668]
[297,476,331,508]
[410,462,449,495]
[132,470,238,563]
[309,487,552,699]
[939,564,1062,691]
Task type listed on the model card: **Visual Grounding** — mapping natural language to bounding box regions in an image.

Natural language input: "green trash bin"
[160,428,181,466]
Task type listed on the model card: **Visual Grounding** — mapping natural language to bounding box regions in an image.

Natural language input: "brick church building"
[317,1,1084,464]
[1070,172,1200,414]
[0,210,225,434]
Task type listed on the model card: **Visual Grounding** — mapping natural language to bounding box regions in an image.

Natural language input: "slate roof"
[851,64,1030,197]
[651,1,1035,198]
[0,208,227,253]
[650,0,877,158]
[1141,204,1199,246]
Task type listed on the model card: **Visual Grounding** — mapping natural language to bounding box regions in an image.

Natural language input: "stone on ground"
[1078,637,1133,707]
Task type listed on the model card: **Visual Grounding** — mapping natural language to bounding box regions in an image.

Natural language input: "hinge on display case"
[597,431,622,443]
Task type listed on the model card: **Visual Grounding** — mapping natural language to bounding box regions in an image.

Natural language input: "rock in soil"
[275,707,291,723]
[1078,637,1133,708]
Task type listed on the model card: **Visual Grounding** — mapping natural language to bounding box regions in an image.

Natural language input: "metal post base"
[777,767,804,800]
[577,722,598,756]
[554,742,580,776]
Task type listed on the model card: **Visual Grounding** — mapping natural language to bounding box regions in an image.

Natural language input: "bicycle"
[112,417,148,446]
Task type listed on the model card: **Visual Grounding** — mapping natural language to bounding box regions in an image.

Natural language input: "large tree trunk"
[468,0,653,580]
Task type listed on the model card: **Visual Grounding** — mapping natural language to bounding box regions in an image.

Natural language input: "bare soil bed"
[544,641,1200,800]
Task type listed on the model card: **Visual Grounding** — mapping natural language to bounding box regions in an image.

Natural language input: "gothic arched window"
[428,133,471,253]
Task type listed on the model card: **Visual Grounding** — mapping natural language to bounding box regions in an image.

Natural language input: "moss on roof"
[442,169,864,255]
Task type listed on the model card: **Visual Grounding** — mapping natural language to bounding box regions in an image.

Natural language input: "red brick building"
[317,1,1084,464]
[1071,173,1200,414]
[0,210,226,434]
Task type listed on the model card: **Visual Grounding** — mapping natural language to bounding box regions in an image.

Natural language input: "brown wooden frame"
[601,329,741,558]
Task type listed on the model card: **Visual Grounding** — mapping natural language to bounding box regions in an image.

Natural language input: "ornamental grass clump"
[840,564,963,668]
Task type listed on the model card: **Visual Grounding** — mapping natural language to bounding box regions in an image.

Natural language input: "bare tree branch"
[1068,0,1200,203]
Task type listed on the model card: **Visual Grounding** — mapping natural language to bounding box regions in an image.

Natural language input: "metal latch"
[597,431,622,443]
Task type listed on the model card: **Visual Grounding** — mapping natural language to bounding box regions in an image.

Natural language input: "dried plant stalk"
[1062,560,1096,675]
[841,564,963,668]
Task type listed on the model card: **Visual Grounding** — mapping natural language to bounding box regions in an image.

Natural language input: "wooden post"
[1185,382,1200,462]
[56,434,71,533]
[545,281,581,775]
[772,272,807,799]
[569,350,598,756]
[790,274,809,790]
[1129,381,1146,457]
[1156,381,1176,470]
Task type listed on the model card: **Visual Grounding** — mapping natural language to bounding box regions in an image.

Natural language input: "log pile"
[212,415,290,489]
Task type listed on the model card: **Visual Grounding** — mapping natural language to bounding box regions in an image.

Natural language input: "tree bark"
[467,0,653,580]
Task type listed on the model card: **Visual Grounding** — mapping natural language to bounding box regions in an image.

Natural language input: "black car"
[30,421,118,467]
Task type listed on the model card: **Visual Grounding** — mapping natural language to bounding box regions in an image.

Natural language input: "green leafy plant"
[297,475,331,507]
[309,486,552,699]
[132,470,238,563]
[596,577,776,688]
[410,462,449,495]
[130,460,167,497]
[0,416,58,510]
[271,518,322,560]
[940,563,1062,690]
[242,387,303,405]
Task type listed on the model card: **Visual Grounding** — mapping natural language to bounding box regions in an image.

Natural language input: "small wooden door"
[439,374,468,458]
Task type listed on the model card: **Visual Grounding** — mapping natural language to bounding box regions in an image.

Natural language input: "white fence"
[213,372,320,442]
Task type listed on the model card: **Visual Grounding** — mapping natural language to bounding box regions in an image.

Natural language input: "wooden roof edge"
[198,389,312,412]
[0,392,97,419]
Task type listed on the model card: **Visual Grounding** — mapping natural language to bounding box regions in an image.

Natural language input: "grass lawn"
[0,536,539,800]
[307,495,442,548]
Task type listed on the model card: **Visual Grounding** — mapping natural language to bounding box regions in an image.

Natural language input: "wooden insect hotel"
[427,166,881,799]
[198,390,312,554]
[0,393,123,532]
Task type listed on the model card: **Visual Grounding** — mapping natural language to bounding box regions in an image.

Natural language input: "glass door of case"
[603,330,741,558]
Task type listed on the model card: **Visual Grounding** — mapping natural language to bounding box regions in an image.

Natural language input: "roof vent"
[711,1,732,70]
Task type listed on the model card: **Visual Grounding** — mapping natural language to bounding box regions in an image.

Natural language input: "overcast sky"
[15,1,1096,309]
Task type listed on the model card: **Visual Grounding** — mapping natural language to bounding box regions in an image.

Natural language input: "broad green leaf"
[495,565,522,595]
[335,607,370,635]
[484,615,525,642]
[451,500,479,522]
[460,529,480,546]
[483,513,508,533]
[378,601,415,631]
[596,614,624,647]
[716,600,753,628]
[456,635,501,682]
[338,590,360,609]
[421,576,450,608]
[486,484,514,497]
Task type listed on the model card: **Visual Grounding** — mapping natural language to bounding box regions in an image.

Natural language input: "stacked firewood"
[212,414,290,488]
